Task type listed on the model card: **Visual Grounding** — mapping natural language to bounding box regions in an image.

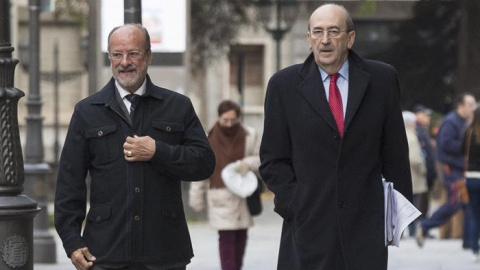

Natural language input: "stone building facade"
[11,0,416,165]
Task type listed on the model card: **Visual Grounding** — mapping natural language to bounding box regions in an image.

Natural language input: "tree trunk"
[457,0,480,97]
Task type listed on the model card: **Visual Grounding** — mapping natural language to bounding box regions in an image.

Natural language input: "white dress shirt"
[319,61,349,119]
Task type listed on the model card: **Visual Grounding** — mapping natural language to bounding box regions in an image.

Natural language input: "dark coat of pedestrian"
[259,4,412,270]
[54,24,215,270]
[417,93,477,249]
[465,108,480,260]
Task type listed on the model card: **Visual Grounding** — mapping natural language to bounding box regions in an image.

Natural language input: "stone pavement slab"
[36,198,480,270]
[388,238,479,270]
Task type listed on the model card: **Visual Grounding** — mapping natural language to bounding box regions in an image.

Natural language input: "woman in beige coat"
[189,100,260,270]
[403,111,428,237]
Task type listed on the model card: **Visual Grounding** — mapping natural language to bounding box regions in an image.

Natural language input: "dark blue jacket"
[54,76,215,263]
[436,111,467,183]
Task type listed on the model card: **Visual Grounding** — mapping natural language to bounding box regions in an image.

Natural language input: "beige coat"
[406,128,428,194]
[189,125,260,230]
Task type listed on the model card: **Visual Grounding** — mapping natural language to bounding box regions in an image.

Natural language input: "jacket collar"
[297,50,370,136]
[89,74,165,127]
[90,74,165,106]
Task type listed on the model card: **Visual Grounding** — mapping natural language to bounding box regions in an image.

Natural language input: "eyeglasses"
[310,29,348,39]
[109,51,146,61]
[219,117,239,125]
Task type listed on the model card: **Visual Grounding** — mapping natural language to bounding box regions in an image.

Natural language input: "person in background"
[403,111,428,237]
[54,24,215,270]
[189,100,260,270]
[411,104,437,234]
[417,93,477,248]
[259,3,412,269]
[464,107,480,261]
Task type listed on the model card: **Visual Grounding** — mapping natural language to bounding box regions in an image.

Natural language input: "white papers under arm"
[391,189,421,247]
[383,179,421,247]
[383,180,395,246]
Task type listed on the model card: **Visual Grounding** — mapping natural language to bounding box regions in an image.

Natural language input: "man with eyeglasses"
[260,4,412,270]
[54,24,215,270]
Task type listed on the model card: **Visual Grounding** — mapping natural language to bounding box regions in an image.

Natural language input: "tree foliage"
[374,0,461,113]
[190,0,253,74]
[54,0,89,28]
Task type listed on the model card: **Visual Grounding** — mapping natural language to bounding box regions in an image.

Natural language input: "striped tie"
[125,94,139,119]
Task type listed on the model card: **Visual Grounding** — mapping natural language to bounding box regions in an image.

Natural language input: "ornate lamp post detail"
[0,0,40,269]
[255,0,298,71]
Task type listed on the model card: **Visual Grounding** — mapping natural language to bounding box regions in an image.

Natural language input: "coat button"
[134,215,140,221]
[339,201,346,208]
[96,216,101,221]
[166,126,172,132]
[135,187,141,193]
[98,131,103,137]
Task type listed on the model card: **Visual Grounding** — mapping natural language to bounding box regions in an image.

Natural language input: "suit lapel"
[298,57,338,133]
[344,53,370,131]
[90,78,133,126]
[113,87,133,127]
[297,52,371,136]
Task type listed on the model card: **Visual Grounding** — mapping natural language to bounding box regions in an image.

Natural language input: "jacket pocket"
[85,125,120,165]
[151,121,184,145]
[87,205,111,224]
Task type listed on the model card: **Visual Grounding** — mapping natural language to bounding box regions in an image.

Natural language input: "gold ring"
[127,150,132,157]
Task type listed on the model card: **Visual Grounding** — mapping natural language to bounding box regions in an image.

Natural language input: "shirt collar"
[115,79,147,99]
[319,60,350,82]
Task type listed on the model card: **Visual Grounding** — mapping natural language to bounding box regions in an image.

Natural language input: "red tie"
[329,73,344,136]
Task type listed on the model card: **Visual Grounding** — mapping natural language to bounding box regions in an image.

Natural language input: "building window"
[229,45,264,107]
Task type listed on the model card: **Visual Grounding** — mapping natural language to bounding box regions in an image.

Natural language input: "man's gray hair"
[107,23,151,52]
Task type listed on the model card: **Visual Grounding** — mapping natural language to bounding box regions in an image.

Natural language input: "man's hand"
[123,135,156,162]
[70,247,96,270]
[234,160,250,176]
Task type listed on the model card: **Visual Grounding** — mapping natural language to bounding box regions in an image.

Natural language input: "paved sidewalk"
[36,198,480,270]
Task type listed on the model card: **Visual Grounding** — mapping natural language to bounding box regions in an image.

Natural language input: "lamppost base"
[24,162,57,263]
[0,195,40,270]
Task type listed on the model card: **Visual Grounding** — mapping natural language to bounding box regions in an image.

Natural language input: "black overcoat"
[259,51,413,270]
[54,76,215,264]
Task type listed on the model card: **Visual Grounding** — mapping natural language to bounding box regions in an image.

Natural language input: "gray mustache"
[118,66,136,72]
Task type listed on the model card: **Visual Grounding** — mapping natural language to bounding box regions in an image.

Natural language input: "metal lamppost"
[18,27,87,265]
[18,0,56,264]
[255,0,298,71]
[124,0,142,24]
[0,0,40,269]
[19,40,86,166]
